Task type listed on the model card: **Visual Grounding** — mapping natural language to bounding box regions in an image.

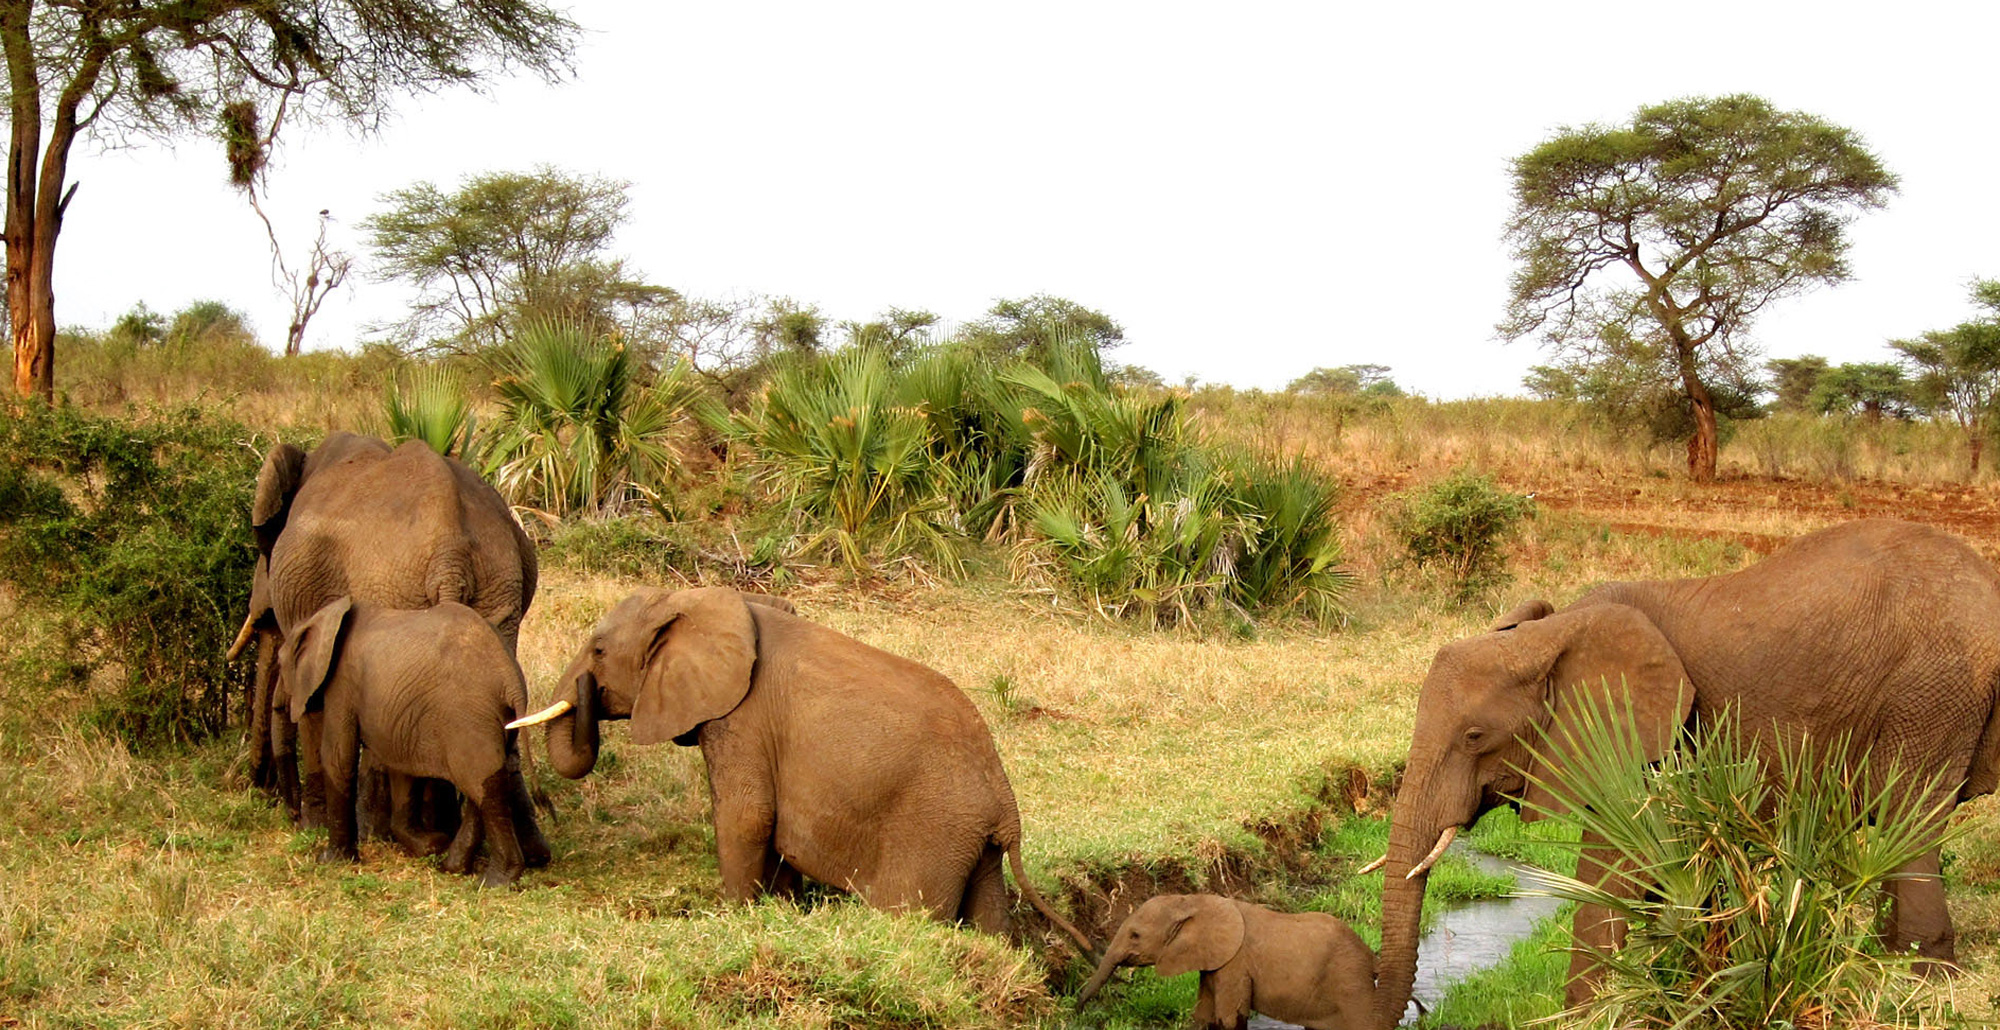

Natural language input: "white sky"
[46,1,2000,399]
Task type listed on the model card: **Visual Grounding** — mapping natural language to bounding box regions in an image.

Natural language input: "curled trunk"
[544,669,600,780]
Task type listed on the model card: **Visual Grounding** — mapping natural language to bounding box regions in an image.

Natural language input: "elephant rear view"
[230,432,538,828]
[279,598,549,887]
[512,586,1094,954]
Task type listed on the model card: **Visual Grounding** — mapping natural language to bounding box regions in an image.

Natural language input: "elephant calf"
[1077,894,1375,1030]
[279,597,550,887]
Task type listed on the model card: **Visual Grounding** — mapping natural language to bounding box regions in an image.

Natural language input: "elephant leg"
[441,795,482,876]
[711,793,780,903]
[475,770,526,888]
[387,773,451,857]
[355,753,394,843]
[315,709,360,864]
[1565,829,1634,1007]
[1191,979,1221,1030]
[504,753,551,869]
[1885,847,1957,972]
[299,710,327,830]
[957,843,1009,935]
[249,629,281,794]
[272,703,302,823]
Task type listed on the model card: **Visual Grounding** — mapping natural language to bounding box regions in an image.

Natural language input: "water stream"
[1248,845,1562,1029]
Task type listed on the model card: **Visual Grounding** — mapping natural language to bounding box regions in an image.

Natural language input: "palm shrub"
[1524,700,1960,1030]
[484,320,707,518]
[737,345,961,572]
[1228,455,1352,620]
[1020,465,1250,625]
[383,362,478,460]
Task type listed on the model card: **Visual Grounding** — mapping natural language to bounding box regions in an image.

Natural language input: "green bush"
[1525,702,1959,1029]
[1388,468,1534,603]
[0,403,257,745]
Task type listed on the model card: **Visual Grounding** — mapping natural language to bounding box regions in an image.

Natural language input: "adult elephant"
[510,586,1094,955]
[228,431,539,833]
[1371,519,2000,1029]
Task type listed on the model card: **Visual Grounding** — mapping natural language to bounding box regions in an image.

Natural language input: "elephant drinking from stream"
[1371,519,2000,1029]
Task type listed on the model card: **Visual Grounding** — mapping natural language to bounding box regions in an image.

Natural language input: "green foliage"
[954,294,1125,362]
[1810,361,1915,420]
[382,363,477,459]
[485,320,707,518]
[738,346,962,573]
[1524,703,1960,1030]
[1524,325,1763,447]
[1890,278,2000,476]
[1764,355,1831,413]
[1389,468,1535,603]
[0,404,257,745]
[1286,363,1403,400]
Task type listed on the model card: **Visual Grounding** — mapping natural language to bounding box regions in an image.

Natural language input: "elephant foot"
[479,861,521,889]
[521,832,551,869]
[1913,957,1962,979]
[394,830,453,858]
[317,844,358,865]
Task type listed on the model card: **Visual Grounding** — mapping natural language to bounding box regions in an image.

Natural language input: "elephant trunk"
[543,667,601,780]
[1074,941,1130,1008]
[1374,810,1436,1030]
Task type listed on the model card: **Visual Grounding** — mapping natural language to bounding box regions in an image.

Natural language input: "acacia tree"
[365,167,672,352]
[1893,279,2000,478]
[1501,94,1896,480]
[2,1,578,402]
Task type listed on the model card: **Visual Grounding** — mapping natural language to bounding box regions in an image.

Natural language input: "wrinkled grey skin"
[1078,894,1374,1030]
[530,587,1094,954]
[279,598,549,887]
[231,432,537,829]
[1374,519,2000,1028]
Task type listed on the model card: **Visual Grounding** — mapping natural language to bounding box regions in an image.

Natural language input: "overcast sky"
[47,1,2000,398]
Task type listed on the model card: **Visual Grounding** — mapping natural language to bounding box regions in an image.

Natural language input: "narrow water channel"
[1248,845,1562,1029]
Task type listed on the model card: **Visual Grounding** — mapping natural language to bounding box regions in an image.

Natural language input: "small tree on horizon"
[1892,279,2000,478]
[1501,94,1897,481]
[1765,355,1831,413]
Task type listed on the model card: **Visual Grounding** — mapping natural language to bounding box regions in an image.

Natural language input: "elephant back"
[268,437,534,647]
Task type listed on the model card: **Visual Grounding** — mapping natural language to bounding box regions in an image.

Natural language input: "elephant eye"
[1463,728,1487,749]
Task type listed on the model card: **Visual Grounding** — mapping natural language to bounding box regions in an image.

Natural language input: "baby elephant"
[1077,894,1375,1030]
[279,597,550,887]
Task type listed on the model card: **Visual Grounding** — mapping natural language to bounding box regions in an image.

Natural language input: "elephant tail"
[1005,839,1097,961]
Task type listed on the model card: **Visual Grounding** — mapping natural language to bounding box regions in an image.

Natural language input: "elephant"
[279,597,548,887]
[1371,518,2000,1029]
[1076,894,1375,1030]
[509,586,1095,954]
[227,431,538,830]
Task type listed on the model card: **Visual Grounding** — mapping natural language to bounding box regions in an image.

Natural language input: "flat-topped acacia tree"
[2,0,578,402]
[1500,94,1896,481]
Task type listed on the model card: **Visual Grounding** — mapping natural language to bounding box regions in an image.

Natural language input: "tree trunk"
[1969,429,1984,483]
[1682,364,1719,483]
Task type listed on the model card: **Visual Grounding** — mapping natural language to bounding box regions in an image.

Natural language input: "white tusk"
[225,614,258,662]
[505,700,573,730]
[1357,855,1387,875]
[1406,825,1459,879]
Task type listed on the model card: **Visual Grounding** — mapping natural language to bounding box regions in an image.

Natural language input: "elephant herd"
[230,433,2000,1030]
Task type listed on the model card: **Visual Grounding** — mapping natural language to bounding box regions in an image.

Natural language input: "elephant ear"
[285,596,354,722]
[251,443,307,554]
[738,591,796,616]
[630,587,757,746]
[1155,895,1246,977]
[1490,598,1554,632]
[1517,604,1692,819]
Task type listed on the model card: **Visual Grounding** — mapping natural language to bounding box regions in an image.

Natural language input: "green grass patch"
[1419,907,1571,1029]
